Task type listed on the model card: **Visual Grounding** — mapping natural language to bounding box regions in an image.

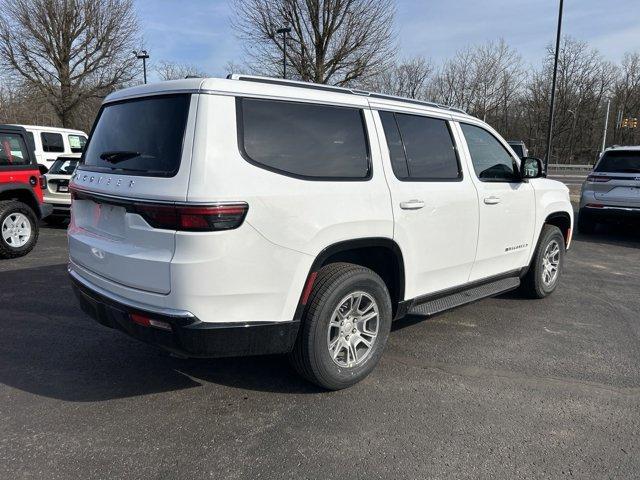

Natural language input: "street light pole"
[601,99,611,153]
[544,0,564,171]
[276,26,291,79]
[133,50,150,84]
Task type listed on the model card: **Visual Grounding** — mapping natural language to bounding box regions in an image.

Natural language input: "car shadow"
[0,263,321,402]
[573,223,640,249]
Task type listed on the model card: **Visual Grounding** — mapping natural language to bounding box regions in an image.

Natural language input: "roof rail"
[227,74,467,115]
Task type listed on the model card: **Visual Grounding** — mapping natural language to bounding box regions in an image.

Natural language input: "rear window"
[595,150,640,173]
[238,98,370,179]
[82,94,191,177]
[380,111,460,180]
[41,132,64,152]
[49,158,79,175]
[0,133,31,166]
[68,134,87,153]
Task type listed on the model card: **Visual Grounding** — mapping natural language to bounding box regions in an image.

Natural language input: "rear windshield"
[595,150,640,173]
[50,158,79,175]
[82,94,191,177]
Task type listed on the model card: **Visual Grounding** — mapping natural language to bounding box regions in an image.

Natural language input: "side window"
[0,133,30,167]
[379,111,461,180]
[41,132,64,153]
[238,98,370,179]
[460,124,519,182]
[379,111,409,178]
[68,134,87,153]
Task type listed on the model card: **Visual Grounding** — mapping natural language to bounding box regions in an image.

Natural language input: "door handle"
[483,196,501,205]
[400,199,425,210]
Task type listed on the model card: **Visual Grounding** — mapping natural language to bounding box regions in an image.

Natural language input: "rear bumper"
[69,268,300,358]
[581,205,640,221]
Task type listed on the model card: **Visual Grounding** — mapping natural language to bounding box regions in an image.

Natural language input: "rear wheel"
[289,262,392,390]
[0,201,39,259]
[520,224,565,299]
[577,208,596,234]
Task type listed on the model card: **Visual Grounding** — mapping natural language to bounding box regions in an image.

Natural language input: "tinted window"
[41,132,64,152]
[0,133,30,166]
[68,134,87,153]
[239,98,369,179]
[509,143,524,158]
[595,150,640,173]
[379,111,409,178]
[82,94,191,177]
[461,124,518,181]
[49,158,80,175]
[395,113,460,179]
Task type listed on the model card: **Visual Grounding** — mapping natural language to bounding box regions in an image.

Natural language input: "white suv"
[68,76,573,390]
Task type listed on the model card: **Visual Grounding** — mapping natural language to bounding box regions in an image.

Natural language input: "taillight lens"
[586,174,610,183]
[39,175,47,189]
[133,203,248,232]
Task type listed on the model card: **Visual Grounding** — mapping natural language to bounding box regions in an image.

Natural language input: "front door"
[373,109,479,299]
[456,122,535,281]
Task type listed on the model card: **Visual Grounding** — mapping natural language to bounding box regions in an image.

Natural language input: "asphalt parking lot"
[2,220,639,479]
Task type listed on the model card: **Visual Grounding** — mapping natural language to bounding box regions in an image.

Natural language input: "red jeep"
[0,124,52,258]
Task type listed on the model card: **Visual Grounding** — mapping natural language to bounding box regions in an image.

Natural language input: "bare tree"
[362,57,433,99]
[156,60,207,81]
[0,0,140,128]
[232,0,395,86]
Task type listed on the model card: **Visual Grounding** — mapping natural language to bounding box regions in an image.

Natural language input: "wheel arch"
[544,210,572,247]
[295,237,406,319]
[0,184,40,218]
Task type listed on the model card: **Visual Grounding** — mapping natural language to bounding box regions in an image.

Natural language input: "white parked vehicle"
[43,153,81,224]
[68,76,573,389]
[12,125,87,168]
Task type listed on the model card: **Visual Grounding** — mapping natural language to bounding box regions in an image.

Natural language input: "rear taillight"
[39,175,47,189]
[133,203,248,232]
[586,174,610,183]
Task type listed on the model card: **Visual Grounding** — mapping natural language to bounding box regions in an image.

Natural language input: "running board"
[408,277,520,317]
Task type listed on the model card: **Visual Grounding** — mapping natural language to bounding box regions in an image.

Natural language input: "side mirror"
[520,157,544,180]
[38,164,49,175]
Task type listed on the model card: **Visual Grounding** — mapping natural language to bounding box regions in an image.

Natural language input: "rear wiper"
[99,150,141,163]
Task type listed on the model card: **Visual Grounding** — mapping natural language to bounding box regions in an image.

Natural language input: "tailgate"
[68,93,198,294]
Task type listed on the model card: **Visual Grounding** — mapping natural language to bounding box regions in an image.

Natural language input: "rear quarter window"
[0,133,31,167]
[237,98,370,180]
[81,94,191,177]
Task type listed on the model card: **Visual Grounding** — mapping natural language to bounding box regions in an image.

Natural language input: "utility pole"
[601,99,611,153]
[544,0,564,171]
[276,26,291,79]
[133,50,150,84]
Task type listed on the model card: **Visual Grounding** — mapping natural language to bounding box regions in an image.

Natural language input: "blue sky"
[136,0,640,80]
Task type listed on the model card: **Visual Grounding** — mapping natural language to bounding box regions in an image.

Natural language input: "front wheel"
[289,263,392,390]
[520,224,565,299]
[0,201,39,259]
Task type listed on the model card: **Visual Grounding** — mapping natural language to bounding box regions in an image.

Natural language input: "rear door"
[69,93,197,294]
[374,109,479,298]
[456,122,535,281]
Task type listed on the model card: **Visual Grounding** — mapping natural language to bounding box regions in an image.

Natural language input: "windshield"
[49,158,79,175]
[82,94,191,177]
[595,150,640,173]
[68,134,87,153]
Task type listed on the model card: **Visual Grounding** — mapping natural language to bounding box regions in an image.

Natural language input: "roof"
[10,124,87,135]
[104,75,475,122]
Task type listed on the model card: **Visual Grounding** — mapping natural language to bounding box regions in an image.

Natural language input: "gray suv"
[578,146,640,233]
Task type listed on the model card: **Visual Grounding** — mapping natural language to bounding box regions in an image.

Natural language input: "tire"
[577,208,596,234]
[520,224,565,299]
[289,262,392,390]
[0,200,39,259]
